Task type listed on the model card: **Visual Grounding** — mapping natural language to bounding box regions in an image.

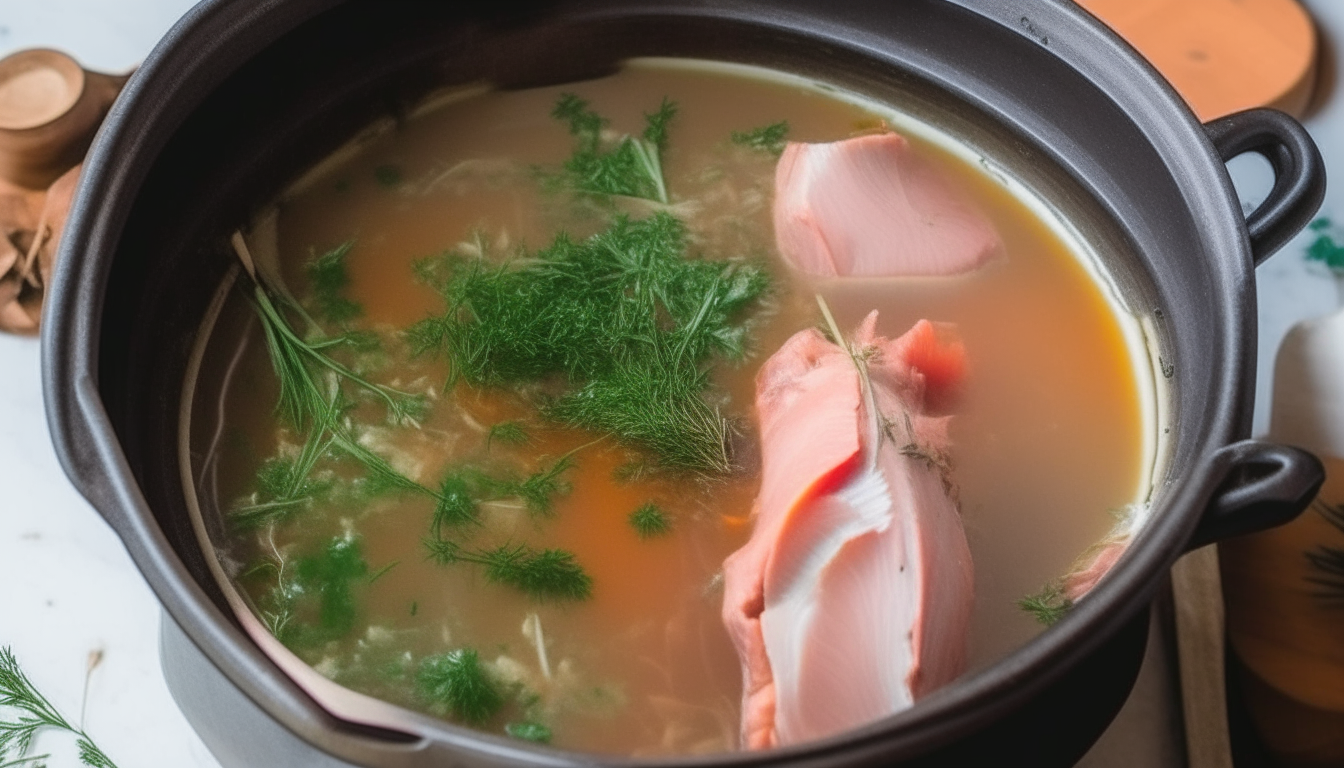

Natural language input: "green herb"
[367,561,399,584]
[252,283,422,429]
[408,212,769,473]
[503,456,574,517]
[230,427,335,529]
[628,502,671,539]
[424,540,593,602]
[1306,500,1344,606]
[611,461,654,483]
[294,536,370,638]
[305,240,362,325]
[431,471,484,533]
[1305,217,1344,271]
[550,93,676,204]
[416,649,504,725]
[410,601,419,617]
[1018,582,1072,626]
[374,164,403,188]
[486,421,530,448]
[0,648,119,768]
[546,341,732,473]
[731,121,789,156]
[505,721,552,744]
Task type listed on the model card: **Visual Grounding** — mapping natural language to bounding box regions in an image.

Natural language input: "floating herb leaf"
[731,120,789,156]
[408,212,769,473]
[628,502,672,539]
[486,421,530,448]
[550,93,675,204]
[294,536,370,638]
[0,648,120,768]
[1018,582,1072,626]
[503,456,574,517]
[230,427,335,530]
[505,721,553,744]
[416,649,504,725]
[305,240,362,325]
[425,540,593,602]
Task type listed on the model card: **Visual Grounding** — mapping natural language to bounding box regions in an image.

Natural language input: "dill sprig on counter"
[0,648,120,768]
[408,212,770,473]
[1306,500,1344,606]
[731,120,790,156]
[551,93,676,204]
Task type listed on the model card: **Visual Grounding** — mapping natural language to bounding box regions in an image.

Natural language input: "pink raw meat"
[773,133,1001,277]
[721,312,975,749]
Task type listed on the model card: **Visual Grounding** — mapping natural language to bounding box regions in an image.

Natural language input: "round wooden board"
[1078,0,1319,120]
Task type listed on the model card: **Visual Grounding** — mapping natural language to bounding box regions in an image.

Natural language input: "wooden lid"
[1078,0,1319,120]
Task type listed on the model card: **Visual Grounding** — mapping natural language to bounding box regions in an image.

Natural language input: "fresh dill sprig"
[431,471,485,533]
[230,427,335,530]
[628,502,672,539]
[550,93,676,204]
[501,456,574,517]
[546,340,732,473]
[1305,500,1344,606]
[416,649,504,725]
[233,232,423,430]
[731,121,789,156]
[305,240,362,325]
[408,212,769,473]
[0,648,119,768]
[1018,582,1073,626]
[293,536,370,639]
[486,421,530,449]
[424,540,593,602]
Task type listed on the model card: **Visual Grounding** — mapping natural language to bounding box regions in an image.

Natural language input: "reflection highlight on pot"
[186,60,1153,755]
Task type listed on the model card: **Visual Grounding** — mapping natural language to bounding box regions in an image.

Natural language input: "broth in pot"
[183,60,1155,755]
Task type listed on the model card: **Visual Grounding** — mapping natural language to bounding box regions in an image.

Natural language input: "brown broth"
[192,61,1146,755]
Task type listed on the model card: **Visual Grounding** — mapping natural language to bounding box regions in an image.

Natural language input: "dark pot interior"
[42,0,1326,766]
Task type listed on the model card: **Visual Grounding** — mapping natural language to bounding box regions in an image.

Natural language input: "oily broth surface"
[199,64,1144,754]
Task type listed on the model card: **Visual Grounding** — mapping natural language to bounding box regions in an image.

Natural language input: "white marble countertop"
[0,2,1341,767]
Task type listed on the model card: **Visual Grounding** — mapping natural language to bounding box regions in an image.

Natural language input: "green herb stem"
[0,648,120,768]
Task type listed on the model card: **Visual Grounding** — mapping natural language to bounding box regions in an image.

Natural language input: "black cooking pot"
[41,0,1328,766]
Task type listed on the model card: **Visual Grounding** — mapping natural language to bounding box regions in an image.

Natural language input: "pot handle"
[1186,439,1324,550]
[1203,108,1325,267]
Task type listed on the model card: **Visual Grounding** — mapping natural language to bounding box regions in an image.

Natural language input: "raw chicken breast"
[721,312,975,749]
[773,133,1000,277]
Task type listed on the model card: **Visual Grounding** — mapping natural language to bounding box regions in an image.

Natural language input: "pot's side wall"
[53,0,1249,766]
[160,615,367,768]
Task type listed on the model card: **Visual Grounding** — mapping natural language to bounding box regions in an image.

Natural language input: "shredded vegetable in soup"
[186,60,1151,755]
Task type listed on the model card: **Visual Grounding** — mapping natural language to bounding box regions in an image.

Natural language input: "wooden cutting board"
[1077,0,1318,120]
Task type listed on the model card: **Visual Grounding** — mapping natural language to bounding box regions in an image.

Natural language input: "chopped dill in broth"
[190,61,1146,755]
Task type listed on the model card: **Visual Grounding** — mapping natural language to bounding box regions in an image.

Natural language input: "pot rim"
[42,0,1261,764]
